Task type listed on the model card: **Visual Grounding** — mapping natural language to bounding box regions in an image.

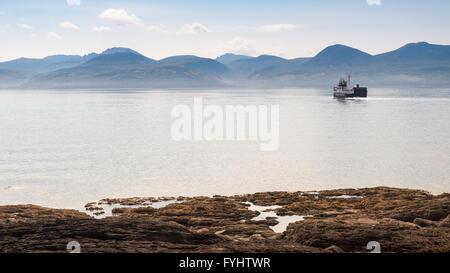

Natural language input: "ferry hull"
[353,87,368,97]
[334,87,368,98]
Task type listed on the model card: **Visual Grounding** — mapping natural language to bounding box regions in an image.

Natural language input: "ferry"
[333,75,367,98]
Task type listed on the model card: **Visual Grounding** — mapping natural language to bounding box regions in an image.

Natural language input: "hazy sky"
[1,0,450,61]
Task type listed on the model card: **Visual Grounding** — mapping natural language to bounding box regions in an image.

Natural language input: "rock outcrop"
[0,187,448,253]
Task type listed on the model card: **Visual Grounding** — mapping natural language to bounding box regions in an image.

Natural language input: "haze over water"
[0,88,449,210]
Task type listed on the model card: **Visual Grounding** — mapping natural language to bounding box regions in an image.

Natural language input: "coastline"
[0,186,449,253]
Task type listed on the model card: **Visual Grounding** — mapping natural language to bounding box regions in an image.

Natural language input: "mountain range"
[1,42,450,89]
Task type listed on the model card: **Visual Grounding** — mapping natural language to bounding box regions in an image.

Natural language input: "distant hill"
[1,42,450,89]
[371,42,450,75]
[0,69,30,88]
[29,52,222,89]
[227,55,291,77]
[101,47,142,56]
[376,42,450,62]
[0,54,98,73]
[0,47,141,75]
[306,44,373,68]
[245,57,311,79]
[81,52,157,68]
[248,45,374,82]
[246,43,450,87]
[159,55,232,78]
[216,53,252,65]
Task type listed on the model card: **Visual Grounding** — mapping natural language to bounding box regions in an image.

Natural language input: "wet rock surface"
[0,205,90,225]
[0,187,448,253]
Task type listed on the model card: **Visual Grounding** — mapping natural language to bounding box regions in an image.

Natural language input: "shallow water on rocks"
[86,199,180,219]
[245,202,311,233]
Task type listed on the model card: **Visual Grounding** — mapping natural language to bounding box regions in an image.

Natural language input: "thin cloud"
[46,32,62,40]
[17,23,32,30]
[219,37,259,56]
[366,0,381,6]
[258,24,302,32]
[59,21,79,30]
[92,26,112,32]
[67,0,81,6]
[180,23,209,34]
[147,25,171,35]
[99,9,143,26]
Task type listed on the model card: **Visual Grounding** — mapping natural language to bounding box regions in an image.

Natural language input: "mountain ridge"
[1,42,450,89]
[216,53,253,65]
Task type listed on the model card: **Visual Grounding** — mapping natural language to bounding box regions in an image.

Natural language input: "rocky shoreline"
[0,187,449,253]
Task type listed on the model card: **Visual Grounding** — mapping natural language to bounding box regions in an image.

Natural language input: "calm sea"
[1,88,449,210]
